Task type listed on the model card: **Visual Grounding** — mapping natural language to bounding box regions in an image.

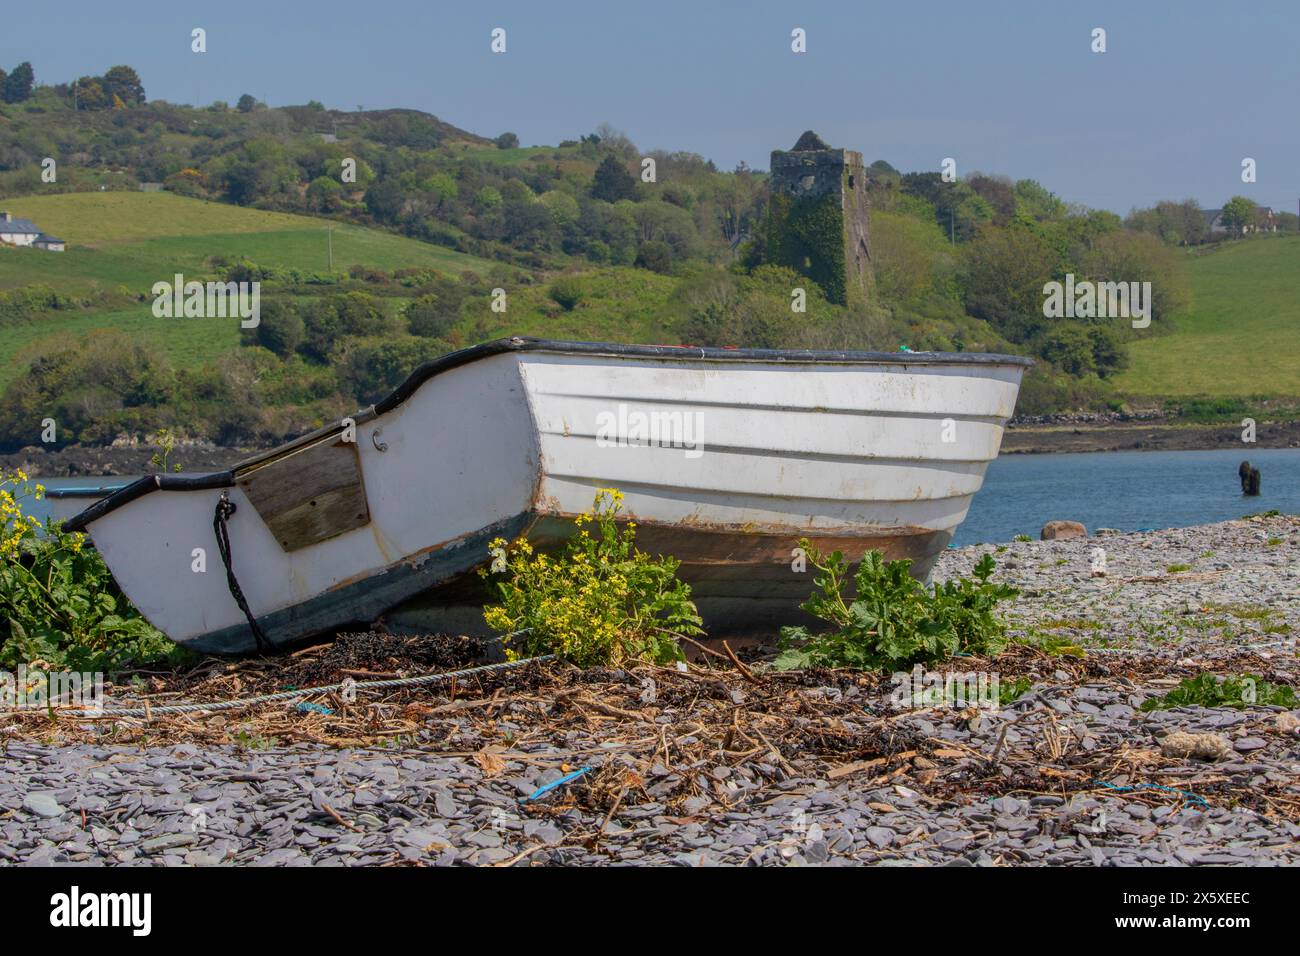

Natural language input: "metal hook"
[372,426,388,452]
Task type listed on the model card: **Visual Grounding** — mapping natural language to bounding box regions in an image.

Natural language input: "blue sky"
[5,0,1296,215]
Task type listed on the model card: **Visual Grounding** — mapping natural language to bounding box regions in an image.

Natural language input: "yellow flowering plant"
[481,488,701,667]
[0,471,177,671]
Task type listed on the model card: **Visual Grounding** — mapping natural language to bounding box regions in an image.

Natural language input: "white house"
[0,212,65,251]
[0,211,42,246]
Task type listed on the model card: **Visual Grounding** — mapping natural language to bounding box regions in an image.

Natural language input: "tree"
[252,300,305,358]
[72,76,107,111]
[236,93,257,113]
[591,155,637,203]
[495,132,519,149]
[364,178,406,222]
[961,224,1062,342]
[1013,179,1067,222]
[404,280,466,338]
[3,62,35,103]
[101,66,145,105]
[1220,196,1256,235]
[636,239,673,273]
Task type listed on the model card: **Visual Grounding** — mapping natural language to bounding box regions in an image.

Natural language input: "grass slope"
[0,192,495,385]
[1117,236,1300,399]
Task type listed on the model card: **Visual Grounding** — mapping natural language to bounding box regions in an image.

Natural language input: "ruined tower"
[766,131,872,306]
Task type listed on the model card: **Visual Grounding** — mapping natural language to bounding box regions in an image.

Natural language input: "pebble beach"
[2,515,1297,867]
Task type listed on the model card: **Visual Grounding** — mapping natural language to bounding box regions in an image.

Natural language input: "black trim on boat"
[64,472,236,532]
[64,336,1033,532]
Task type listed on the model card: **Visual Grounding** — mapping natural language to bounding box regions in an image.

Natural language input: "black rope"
[213,492,273,652]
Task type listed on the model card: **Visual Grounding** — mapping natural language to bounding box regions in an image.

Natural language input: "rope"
[35,653,554,719]
[213,491,272,652]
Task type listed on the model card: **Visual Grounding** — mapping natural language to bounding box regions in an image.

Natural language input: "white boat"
[66,338,1030,654]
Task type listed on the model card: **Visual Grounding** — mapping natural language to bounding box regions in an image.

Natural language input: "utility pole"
[950,208,955,244]
[328,226,333,272]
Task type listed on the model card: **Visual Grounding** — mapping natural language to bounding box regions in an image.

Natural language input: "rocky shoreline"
[1,515,1297,866]
[1002,418,1300,455]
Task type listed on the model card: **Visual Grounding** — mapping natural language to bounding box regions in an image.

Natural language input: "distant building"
[1201,206,1277,235]
[33,234,66,252]
[139,182,165,192]
[0,211,43,247]
[766,131,873,306]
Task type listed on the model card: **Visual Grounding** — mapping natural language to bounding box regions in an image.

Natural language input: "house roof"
[35,233,64,244]
[0,216,41,235]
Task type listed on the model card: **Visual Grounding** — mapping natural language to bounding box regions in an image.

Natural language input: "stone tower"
[766,131,872,306]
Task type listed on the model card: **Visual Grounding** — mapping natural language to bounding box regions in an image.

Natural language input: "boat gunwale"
[63,336,1031,532]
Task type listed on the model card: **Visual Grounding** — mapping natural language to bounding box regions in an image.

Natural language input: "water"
[954,447,1300,547]
[16,448,1300,547]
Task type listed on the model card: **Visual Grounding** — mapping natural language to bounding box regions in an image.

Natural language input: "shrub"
[481,489,701,666]
[636,239,673,274]
[1141,673,1296,711]
[339,336,446,405]
[547,276,585,311]
[776,541,1018,671]
[404,279,466,338]
[0,472,178,671]
[252,299,305,357]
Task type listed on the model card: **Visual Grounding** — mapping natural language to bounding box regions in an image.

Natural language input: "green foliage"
[2,62,35,104]
[775,541,1018,671]
[0,472,179,671]
[999,676,1033,705]
[301,291,393,361]
[338,335,446,405]
[636,239,673,274]
[547,276,586,311]
[1219,196,1256,235]
[1140,672,1296,711]
[591,155,638,203]
[252,298,306,358]
[481,489,700,667]
[0,285,79,326]
[766,192,849,305]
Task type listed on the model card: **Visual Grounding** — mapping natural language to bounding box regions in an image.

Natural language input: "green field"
[1116,236,1300,399]
[0,192,491,289]
[0,192,497,386]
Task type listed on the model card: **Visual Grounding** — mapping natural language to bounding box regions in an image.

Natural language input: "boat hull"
[66,339,1029,654]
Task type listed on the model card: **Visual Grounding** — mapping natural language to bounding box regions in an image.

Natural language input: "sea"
[21,447,1300,548]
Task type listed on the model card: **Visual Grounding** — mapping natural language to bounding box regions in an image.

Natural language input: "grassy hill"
[1116,236,1300,400]
[0,192,495,386]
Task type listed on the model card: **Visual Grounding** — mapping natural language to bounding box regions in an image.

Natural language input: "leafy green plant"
[1013,534,1031,543]
[1,471,179,672]
[775,541,1019,671]
[1166,563,1192,573]
[999,676,1033,705]
[482,488,700,667]
[1141,672,1297,711]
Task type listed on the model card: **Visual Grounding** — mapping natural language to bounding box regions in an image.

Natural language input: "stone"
[22,793,63,818]
[1041,521,1087,541]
